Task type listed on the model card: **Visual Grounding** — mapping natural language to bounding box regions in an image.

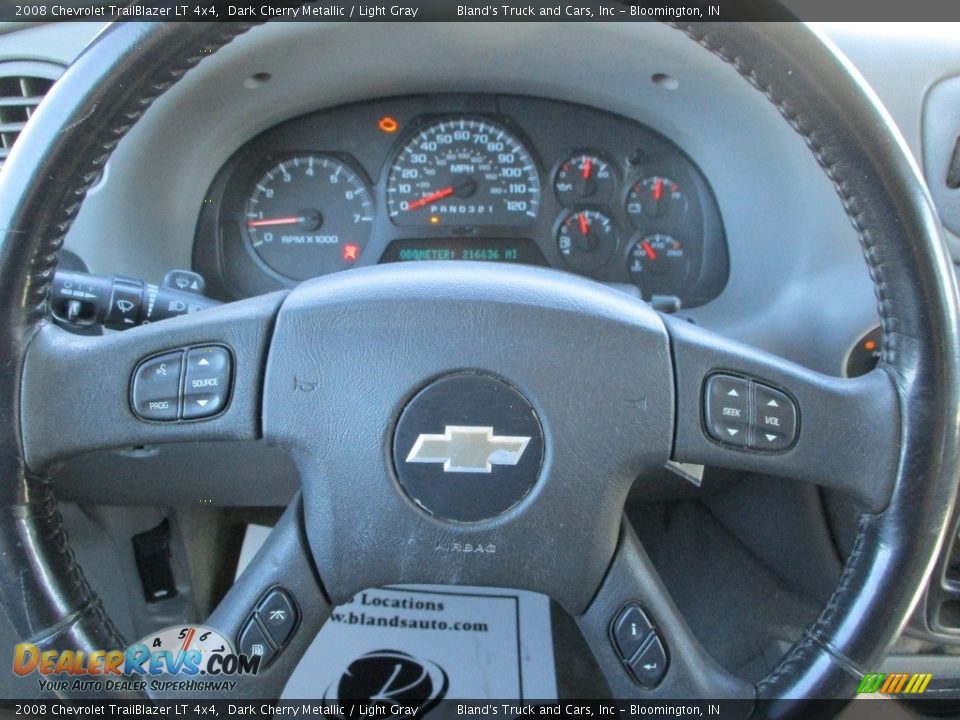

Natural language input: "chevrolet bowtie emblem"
[406,425,531,474]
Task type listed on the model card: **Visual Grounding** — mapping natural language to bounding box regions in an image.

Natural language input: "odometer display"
[386,117,540,226]
[379,238,548,265]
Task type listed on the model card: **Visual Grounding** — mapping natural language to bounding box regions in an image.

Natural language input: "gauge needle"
[582,156,592,180]
[180,627,196,654]
[247,216,302,228]
[578,212,590,236]
[652,178,664,202]
[406,186,455,211]
[642,241,658,260]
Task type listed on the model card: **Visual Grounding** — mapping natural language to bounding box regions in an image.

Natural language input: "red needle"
[406,186,455,211]
[180,627,196,653]
[582,156,592,180]
[652,178,663,202]
[578,212,590,236]
[247,216,302,228]
[642,241,657,260]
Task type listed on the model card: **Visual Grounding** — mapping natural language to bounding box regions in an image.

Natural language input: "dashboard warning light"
[864,340,877,351]
[343,244,360,262]
[429,215,440,225]
[378,116,399,133]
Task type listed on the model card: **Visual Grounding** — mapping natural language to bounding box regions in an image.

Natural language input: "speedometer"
[386,117,540,226]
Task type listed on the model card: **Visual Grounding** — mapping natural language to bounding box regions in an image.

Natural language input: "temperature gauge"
[625,175,687,227]
[556,209,618,273]
[628,233,690,296]
[554,152,616,205]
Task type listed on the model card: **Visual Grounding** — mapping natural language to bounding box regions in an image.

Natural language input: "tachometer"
[244,154,373,281]
[386,117,540,226]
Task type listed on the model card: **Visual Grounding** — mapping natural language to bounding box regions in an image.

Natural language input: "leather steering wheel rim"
[0,21,958,715]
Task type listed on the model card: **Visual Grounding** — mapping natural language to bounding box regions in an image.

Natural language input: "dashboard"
[195,95,728,307]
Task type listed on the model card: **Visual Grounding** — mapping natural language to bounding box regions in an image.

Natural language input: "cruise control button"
[704,374,749,447]
[182,346,231,419]
[752,384,797,451]
[612,605,654,662]
[237,617,276,666]
[629,634,668,687]
[131,352,182,421]
[256,588,298,647]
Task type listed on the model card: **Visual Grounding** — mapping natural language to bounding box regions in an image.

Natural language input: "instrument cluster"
[195,95,728,307]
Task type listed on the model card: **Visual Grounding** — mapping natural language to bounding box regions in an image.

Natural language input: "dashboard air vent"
[0,61,63,169]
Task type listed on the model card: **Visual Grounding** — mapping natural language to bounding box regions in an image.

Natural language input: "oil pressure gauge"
[554,152,616,205]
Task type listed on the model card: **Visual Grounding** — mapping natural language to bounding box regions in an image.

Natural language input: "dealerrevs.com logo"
[13,625,259,694]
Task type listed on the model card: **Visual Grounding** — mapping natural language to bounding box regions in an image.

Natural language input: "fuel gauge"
[557,208,618,273]
[554,153,616,205]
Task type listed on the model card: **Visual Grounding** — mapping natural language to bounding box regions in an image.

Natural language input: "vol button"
[752,384,797,451]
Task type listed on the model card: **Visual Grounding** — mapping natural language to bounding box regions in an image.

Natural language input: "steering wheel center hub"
[392,372,544,522]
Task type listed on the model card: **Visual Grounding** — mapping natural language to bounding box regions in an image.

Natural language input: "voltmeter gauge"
[554,152,616,205]
[625,175,687,226]
[556,208,618,273]
[627,233,690,296]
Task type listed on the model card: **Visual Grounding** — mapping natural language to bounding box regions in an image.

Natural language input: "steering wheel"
[1,20,958,716]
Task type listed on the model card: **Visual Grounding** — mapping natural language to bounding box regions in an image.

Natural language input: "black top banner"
[1,0,960,22]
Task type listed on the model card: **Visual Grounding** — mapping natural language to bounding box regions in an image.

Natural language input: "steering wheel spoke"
[147,495,329,700]
[577,520,754,705]
[165,495,332,700]
[665,316,900,511]
[20,293,284,470]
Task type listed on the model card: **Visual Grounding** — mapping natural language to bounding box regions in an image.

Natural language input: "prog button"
[131,351,183,421]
